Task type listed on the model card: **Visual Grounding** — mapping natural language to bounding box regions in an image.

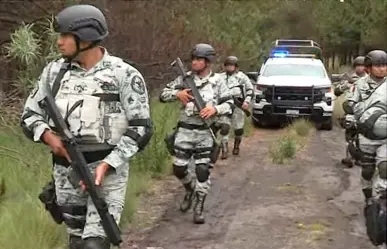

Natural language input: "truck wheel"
[320,119,333,130]
[252,117,265,128]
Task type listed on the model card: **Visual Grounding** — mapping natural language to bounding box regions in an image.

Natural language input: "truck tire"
[320,118,333,130]
[252,117,265,128]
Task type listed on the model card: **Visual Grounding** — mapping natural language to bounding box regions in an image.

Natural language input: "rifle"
[233,96,251,117]
[40,88,122,246]
[227,77,251,117]
[171,57,220,163]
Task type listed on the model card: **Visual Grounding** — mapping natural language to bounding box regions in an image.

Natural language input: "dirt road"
[123,126,377,249]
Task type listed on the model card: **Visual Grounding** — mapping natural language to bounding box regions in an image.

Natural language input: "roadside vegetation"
[269,119,315,164]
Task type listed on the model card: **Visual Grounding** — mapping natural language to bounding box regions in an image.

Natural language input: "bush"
[269,134,297,164]
[290,119,314,137]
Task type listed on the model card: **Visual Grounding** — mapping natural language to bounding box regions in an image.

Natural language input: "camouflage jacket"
[21,48,151,169]
[159,71,234,125]
[218,71,254,103]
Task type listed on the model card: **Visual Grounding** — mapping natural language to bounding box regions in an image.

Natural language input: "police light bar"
[269,52,317,58]
[272,50,289,57]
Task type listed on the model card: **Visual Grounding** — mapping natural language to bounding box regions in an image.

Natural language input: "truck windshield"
[262,64,326,78]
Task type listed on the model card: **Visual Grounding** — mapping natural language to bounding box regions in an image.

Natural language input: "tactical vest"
[357,81,387,140]
[48,60,151,152]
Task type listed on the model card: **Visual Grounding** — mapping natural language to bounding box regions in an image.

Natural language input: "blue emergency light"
[272,50,289,57]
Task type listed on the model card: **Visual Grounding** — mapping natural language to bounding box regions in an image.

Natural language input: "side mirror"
[246,72,259,83]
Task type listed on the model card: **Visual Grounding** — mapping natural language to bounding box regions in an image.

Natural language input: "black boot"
[193,191,206,224]
[69,235,84,249]
[232,137,242,155]
[221,141,228,160]
[180,181,195,212]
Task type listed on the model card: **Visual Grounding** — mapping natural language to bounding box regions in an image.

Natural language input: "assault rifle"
[40,89,122,246]
[232,96,251,117]
[171,57,220,162]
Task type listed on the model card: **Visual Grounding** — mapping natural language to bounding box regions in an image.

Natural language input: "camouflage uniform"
[218,70,253,158]
[338,72,367,167]
[20,5,152,249]
[160,44,233,224]
[345,50,387,246]
[347,74,387,198]
[335,72,365,97]
[351,74,387,246]
[216,56,253,159]
[336,56,367,167]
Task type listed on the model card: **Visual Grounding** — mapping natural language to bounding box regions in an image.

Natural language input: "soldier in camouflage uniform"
[160,44,233,224]
[20,5,152,249]
[217,56,254,159]
[335,56,367,167]
[346,50,387,247]
[334,56,367,97]
[344,50,386,203]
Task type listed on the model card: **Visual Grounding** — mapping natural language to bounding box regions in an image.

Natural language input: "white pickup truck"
[247,39,334,130]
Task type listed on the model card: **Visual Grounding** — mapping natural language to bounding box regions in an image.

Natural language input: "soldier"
[336,56,368,167]
[20,5,152,249]
[347,50,387,247]
[343,49,386,203]
[217,56,254,159]
[334,56,367,97]
[160,44,233,224]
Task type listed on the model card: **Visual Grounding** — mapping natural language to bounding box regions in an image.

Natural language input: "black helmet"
[352,56,365,67]
[224,56,239,66]
[55,4,108,42]
[191,43,216,62]
[364,50,387,67]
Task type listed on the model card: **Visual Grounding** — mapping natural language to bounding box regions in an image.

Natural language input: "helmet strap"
[65,36,100,61]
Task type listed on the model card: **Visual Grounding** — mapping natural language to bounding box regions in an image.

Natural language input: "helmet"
[364,50,387,67]
[352,56,365,67]
[55,4,108,42]
[191,43,216,62]
[224,56,239,66]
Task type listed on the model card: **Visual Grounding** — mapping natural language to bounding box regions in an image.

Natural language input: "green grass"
[0,99,179,249]
[269,120,315,164]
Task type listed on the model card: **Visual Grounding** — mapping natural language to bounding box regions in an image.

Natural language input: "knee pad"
[69,235,84,249]
[219,123,230,136]
[234,129,244,137]
[59,205,87,229]
[377,161,387,179]
[195,163,210,183]
[83,237,110,249]
[173,164,188,179]
[362,165,376,181]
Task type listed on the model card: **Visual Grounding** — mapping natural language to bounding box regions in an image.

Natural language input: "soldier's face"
[225,64,236,73]
[57,34,77,57]
[191,57,207,72]
[370,65,387,78]
[354,65,365,74]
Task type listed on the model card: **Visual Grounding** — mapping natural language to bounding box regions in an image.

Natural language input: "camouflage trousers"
[53,160,128,239]
[218,107,245,142]
[173,127,213,194]
[359,135,387,197]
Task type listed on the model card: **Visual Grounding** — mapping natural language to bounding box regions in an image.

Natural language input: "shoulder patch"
[131,75,146,94]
